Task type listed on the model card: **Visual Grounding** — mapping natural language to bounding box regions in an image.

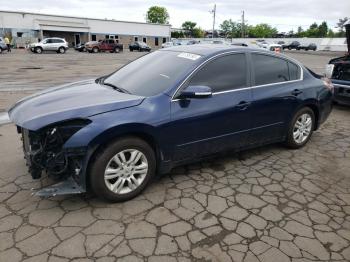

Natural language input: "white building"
[0,10,171,48]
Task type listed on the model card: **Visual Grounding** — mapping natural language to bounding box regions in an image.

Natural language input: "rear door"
[248,52,304,144]
[170,52,253,161]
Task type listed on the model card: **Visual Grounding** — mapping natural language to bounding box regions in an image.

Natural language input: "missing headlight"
[22,119,91,179]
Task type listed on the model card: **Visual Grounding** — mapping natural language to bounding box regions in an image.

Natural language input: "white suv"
[30,38,68,54]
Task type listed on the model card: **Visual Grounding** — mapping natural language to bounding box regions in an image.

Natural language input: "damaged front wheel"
[89,137,156,202]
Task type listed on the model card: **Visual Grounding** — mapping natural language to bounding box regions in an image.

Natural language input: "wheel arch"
[293,101,320,131]
[83,123,163,188]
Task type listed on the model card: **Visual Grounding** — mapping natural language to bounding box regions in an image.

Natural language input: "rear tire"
[114,47,120,53]
[89,137,156,202]
[285,107,315,149]
[92,47,99,53]
[58,47,66,54]
[0,48,2,54]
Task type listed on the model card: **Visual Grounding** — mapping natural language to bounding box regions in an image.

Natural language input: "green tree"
[182,21,197,37]
[336,17,348,37]
[318,21,328,37]
[192,27,205,38]
[220,19,240,38]
[146,6,169,24]
[327,29,335,37]
[248,23,278,38]
[171,31,185,38]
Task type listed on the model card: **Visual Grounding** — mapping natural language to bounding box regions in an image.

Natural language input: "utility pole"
[210,4,216,38]
[241,10,245,38]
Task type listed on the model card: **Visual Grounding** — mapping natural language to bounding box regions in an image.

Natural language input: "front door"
[75,34,81,46]
[169,53,253,161]
[248,52,304,144]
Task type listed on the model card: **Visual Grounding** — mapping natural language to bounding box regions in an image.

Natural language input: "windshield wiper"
[101,80,130,94]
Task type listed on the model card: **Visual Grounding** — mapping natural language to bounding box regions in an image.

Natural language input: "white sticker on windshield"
[177,52,201,61]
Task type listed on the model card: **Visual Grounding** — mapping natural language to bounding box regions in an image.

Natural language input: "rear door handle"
[235,101,250,110]
[291,89,303,96]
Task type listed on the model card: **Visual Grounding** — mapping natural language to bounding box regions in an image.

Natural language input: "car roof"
[160,44,265,56]
[159,44,304,68]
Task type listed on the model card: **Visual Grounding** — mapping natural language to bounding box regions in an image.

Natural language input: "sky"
[1,0,349,33]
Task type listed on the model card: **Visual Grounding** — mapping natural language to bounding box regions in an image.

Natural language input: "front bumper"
[334,83,350,105]
[20,126,88,196]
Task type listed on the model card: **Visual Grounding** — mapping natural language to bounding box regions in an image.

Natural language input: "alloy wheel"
[104,149,148,194]
[293,113,312,144]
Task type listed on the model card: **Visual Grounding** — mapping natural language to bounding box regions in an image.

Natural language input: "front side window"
[186,53,247,93]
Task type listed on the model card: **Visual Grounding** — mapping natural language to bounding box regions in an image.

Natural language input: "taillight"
[322,77,334,93]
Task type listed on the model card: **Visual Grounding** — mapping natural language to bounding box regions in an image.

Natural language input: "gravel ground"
[0,48,349,262]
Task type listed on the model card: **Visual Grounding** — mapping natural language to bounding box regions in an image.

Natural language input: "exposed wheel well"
[304,104,319,130]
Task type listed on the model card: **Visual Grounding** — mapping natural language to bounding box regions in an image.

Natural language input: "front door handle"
[291,89,303,96]
[235,101,250,110]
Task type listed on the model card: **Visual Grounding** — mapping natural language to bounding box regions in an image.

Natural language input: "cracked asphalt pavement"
[0,50,350,262]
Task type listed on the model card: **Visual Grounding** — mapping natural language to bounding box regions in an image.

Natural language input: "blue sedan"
[9,45,333,201]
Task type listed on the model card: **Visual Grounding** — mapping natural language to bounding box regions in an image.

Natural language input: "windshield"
[103,51,201,96]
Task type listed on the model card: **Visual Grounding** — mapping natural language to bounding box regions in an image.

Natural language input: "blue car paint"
[9,45,333,192]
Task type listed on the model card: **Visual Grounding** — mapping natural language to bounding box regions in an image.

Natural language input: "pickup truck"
[86,39,123,53]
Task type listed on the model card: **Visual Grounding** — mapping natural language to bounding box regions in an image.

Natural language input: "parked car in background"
[283,41,301,50]
[257,41,282,52]
[29,38,68,54]
[161,42,174,48]
[74,42,86,52]
[129,41,151,52]
[231,42,248,47]
[187,40,200,45]
[86,39,123,53]
[277,41,285,45]
[327,19,350,105]
[0,38,8,53]
[297,43,317,51]
[9,45,333,202]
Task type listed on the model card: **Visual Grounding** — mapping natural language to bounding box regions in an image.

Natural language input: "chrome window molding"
[171,50,304,102]
[333,83,350,88]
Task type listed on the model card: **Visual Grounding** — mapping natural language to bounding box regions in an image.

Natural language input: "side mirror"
[325,64,334,79]
[178,85,212,99]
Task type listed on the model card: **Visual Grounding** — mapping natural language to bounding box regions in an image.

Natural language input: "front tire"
[285,107,315,149]
[35,47,43,54]
[114,47,120,53]
[89,137,156,202]
[92,47,99,53]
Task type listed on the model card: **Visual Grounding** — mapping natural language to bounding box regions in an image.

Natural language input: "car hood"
[9,79,144,130]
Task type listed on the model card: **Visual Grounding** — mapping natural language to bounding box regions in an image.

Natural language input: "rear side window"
[252,54,291,85]
[288,62,300,80]
[187,53,247,93]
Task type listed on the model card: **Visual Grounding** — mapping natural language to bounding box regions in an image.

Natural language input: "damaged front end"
[18,119,91,196]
